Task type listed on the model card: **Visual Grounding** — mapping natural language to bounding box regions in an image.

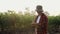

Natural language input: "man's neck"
[38,14,42,16]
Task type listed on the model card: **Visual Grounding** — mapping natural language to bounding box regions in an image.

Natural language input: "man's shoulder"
[42,13,48,18]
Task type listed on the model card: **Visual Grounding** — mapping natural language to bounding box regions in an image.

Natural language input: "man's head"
[36,5,43,15]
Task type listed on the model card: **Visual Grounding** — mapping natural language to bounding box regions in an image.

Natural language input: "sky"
[0,0,60,16]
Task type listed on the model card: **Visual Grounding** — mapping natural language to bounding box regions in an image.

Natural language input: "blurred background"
[0,0,60,34]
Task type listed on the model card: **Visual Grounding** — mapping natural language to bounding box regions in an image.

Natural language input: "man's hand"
[31,22,35,25]
[31,22,39,28]
[32,22,38,25]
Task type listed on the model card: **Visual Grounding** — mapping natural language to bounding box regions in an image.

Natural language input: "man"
[32,5,48,34]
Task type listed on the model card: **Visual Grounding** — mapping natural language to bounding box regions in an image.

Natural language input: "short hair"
[36,5,43,10]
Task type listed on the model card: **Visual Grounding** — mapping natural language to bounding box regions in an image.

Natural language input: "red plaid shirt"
[35,13,48,34]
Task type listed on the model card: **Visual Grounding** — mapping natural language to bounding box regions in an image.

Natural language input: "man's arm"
[32,16,38,24]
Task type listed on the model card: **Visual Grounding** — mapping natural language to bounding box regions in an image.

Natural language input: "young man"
[32,5,48,34]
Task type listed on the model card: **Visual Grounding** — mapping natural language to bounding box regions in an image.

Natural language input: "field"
[0,11,60,34]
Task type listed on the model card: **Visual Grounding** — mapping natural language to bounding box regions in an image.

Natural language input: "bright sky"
[0,0,60,16]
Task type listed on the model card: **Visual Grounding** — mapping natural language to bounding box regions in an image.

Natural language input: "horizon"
[0,0,60,16]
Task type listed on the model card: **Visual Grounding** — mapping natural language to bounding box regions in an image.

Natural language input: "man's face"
[36,9,42,14]
[36,5,43,15]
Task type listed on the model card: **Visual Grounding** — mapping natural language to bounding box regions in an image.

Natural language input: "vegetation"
[0,10,60,34]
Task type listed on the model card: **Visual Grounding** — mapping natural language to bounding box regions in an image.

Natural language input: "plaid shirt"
[35,13,48,34]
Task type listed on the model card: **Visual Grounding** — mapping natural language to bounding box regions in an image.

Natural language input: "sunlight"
[0,0,60,16]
